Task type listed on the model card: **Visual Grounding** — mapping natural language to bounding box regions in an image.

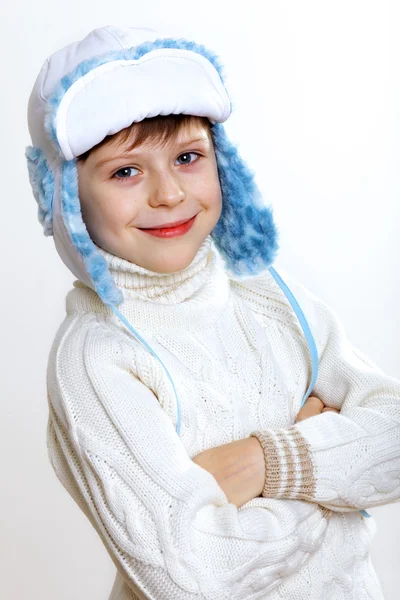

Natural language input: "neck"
[94,235,215,304]
[68,235,231,332]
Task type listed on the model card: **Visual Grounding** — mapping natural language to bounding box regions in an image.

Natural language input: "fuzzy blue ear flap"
[60,159,124,306]
[210,122,280,276]
[25,146,54,236]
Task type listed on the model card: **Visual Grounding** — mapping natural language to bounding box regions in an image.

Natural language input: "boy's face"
[77,122,222,274]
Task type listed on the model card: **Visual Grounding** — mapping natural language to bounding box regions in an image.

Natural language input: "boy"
[26,25,399,599]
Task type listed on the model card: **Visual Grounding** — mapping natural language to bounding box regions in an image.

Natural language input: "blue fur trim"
[61,160,123,306]
[44,37,232,155]
[210,123,280,276]
[25,146,54,236]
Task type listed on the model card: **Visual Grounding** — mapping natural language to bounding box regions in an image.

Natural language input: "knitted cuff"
[250,427,316,500]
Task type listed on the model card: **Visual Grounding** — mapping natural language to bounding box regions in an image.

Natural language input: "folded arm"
[47,319,331,599]
[192,397,337,508]
[250,272,400,512]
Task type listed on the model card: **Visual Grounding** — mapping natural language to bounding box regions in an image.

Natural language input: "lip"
[138,214,198,238]
[139,216,195,229]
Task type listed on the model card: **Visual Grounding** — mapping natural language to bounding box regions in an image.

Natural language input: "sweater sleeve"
[46,316,331,600]
[250,271,400,513]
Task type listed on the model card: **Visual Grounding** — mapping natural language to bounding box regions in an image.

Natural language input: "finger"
[295,396,325,422]
[304,396,325,411]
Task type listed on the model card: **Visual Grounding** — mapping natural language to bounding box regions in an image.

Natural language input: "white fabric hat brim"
[55,48,231,160]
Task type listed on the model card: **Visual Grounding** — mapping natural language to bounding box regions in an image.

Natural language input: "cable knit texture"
[46,235,399,599]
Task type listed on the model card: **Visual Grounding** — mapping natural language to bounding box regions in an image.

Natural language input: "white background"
[1,0,399,598]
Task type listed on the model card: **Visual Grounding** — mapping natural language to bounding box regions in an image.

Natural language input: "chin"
[148,246,200,274]
[151,257,194,274]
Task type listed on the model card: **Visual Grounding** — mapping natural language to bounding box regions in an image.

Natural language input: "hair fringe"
[77,114,213,161]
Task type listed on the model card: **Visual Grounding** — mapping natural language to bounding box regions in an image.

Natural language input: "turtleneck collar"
[67,235,232,332]
[95,235,215,304]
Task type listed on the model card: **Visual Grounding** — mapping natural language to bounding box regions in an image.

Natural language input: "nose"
[148,168,186,207]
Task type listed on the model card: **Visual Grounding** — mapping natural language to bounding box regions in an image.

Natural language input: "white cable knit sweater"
[46,235,400,600]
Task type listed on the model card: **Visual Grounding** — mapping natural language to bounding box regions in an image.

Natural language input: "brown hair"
[77,114,214,162]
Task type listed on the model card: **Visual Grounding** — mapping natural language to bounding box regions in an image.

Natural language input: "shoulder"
[227,266,309,323]
[49,311,118,359]
[228,266,337,347]
[47,311,138,397]
[46,310,152,434]
[50,312,144,360]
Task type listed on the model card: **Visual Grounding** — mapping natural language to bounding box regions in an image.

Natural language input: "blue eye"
[175,152,201,166]
[113,152,201,183]
[114,166,139,180]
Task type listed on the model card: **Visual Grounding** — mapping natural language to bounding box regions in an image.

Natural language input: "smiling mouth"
[139,216,195,230]
[137,214,198,238]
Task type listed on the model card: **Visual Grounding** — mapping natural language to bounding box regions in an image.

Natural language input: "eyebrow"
[93,136,210,169]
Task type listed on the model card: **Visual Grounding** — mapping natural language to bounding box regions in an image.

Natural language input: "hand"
[192,437,265,508]
[295,395,340,423]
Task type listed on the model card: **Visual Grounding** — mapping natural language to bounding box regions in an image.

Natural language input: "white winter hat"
[26,25,279,307]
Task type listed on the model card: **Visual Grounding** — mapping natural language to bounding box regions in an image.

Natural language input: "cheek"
[91,190,137,232]
[208,161,222,206]
[99,210,133,244]
[207,177,223,209]
[196,167,222,207]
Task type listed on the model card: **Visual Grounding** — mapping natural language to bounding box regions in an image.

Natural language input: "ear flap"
[25,146,55,236]
[58,159,124,306]
[210,122,280,277]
